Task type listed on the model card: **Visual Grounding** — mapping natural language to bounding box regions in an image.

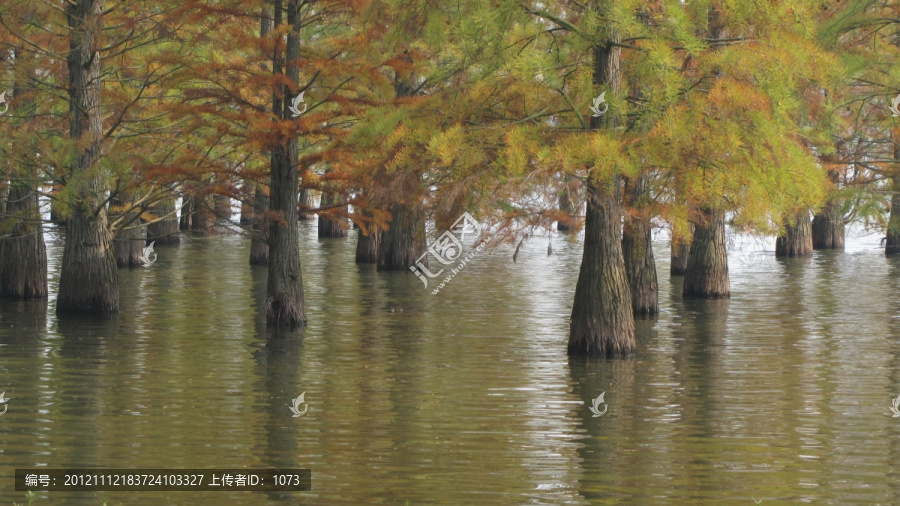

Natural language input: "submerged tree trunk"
[111,194,145,268]
[812,172,844,250]
[317,191,347,238]
[146,197,180,245]
[557,187,573,232]
[568,27,634,357]
[57,0,119,315]
[179,196,194,230]
[683,208,729,298]
[355,209,380,263]
[264,0,306,328]
[670,223,692,276]
[622,175,658,315]
[214,193,232,222]
[240,181,255,225]
[377,201,427,271]
[888,175,900,255]
[775,211,813,258]
[298,188,316,220]
[250,185,269,265]
[191,193,216,233]
[1,183,48,298]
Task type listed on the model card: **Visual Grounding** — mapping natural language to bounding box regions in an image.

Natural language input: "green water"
[1,224,899,504]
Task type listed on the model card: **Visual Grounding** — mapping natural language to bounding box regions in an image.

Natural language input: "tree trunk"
[111,194,145,268]
[179,195,193,230]
[775,211,813,258]
[264,0,306,328]
[240,181,255,225]
[355,209,380,263]
[57,0,118,315]
[146,197,180,245]
[557,187,573,232]
[250,185,269,265]
[812,171,844,250]
[215,193,232,222]
[622,175,658,315]
[568,26,635,357]
[670,223,692,276]
[190,193,216,233]
[1,183,48,298]
[888,175,900,255]
[683,208,729,298]
[317,191,347,238]
[298,188,315,220]
[377,201,427,271]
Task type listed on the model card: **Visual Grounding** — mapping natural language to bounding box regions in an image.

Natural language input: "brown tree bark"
[111,194,145,268]
[179,195,193,230]
[377,199,427,271]
[240,181,255,225]
[250,185,269,265]
[190,193,216,233]
[57,0,119,314]
[317,191,347,238]
[670,223,692,276]
[146,197,180,245]
[214,193,232,222]
[265,0,306,327]
[622,175,658,315]
[568,27,635,357]
[683,208,730,298]
[1,183,48,298]
[775,211,813,258]
[298,188,316,220]
[812,171,844,250]
[557,187,573,232]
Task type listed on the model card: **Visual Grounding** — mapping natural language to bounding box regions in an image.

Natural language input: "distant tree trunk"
[557,187,573,232]
[179,196,193,230]
[250,185,269,265]
[146,198,180,245]
[318,191,347,238]
[670,223,692,276]
[888,175,900,255]
[1,183,48,299]
[111,194,144,268]
[265,0,306,328]
[298,188,315,220]
[190,193,216,233]
[622,175,658,315]
[49,182,65,223]
[683,208,729,298]
[214,193,232,222]
[568,29,635,357]
[355,209,380,263]
[377,201,427,271]
[57,0,119,315]
[812,171,844,250]
[240,181,255,225]
[775,211,812,258]
[1,42,47,299]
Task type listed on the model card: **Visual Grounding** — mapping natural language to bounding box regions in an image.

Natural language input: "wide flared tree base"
[265,294,307,328]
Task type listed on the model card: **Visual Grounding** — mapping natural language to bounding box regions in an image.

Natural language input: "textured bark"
[317,191,347,238]
[240,181,255,225]
[670,224,692,276]
[179,196,193,230]
[888,175,900,255]
[265,0,306,328]
[111,194,145,268]
[57,0,119,315]
[377,202,427,271]
[569,182,635,356]
[146,198,180,245]
[568,27,635,357]
[1,183,48,298]
[622,176,658,315]
[190,193,216,233]
[683,209,730,298]
[356,226,380,263]
[775,211,813,258]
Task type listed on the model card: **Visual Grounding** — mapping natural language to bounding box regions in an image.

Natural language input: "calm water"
[1,222,899,504]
